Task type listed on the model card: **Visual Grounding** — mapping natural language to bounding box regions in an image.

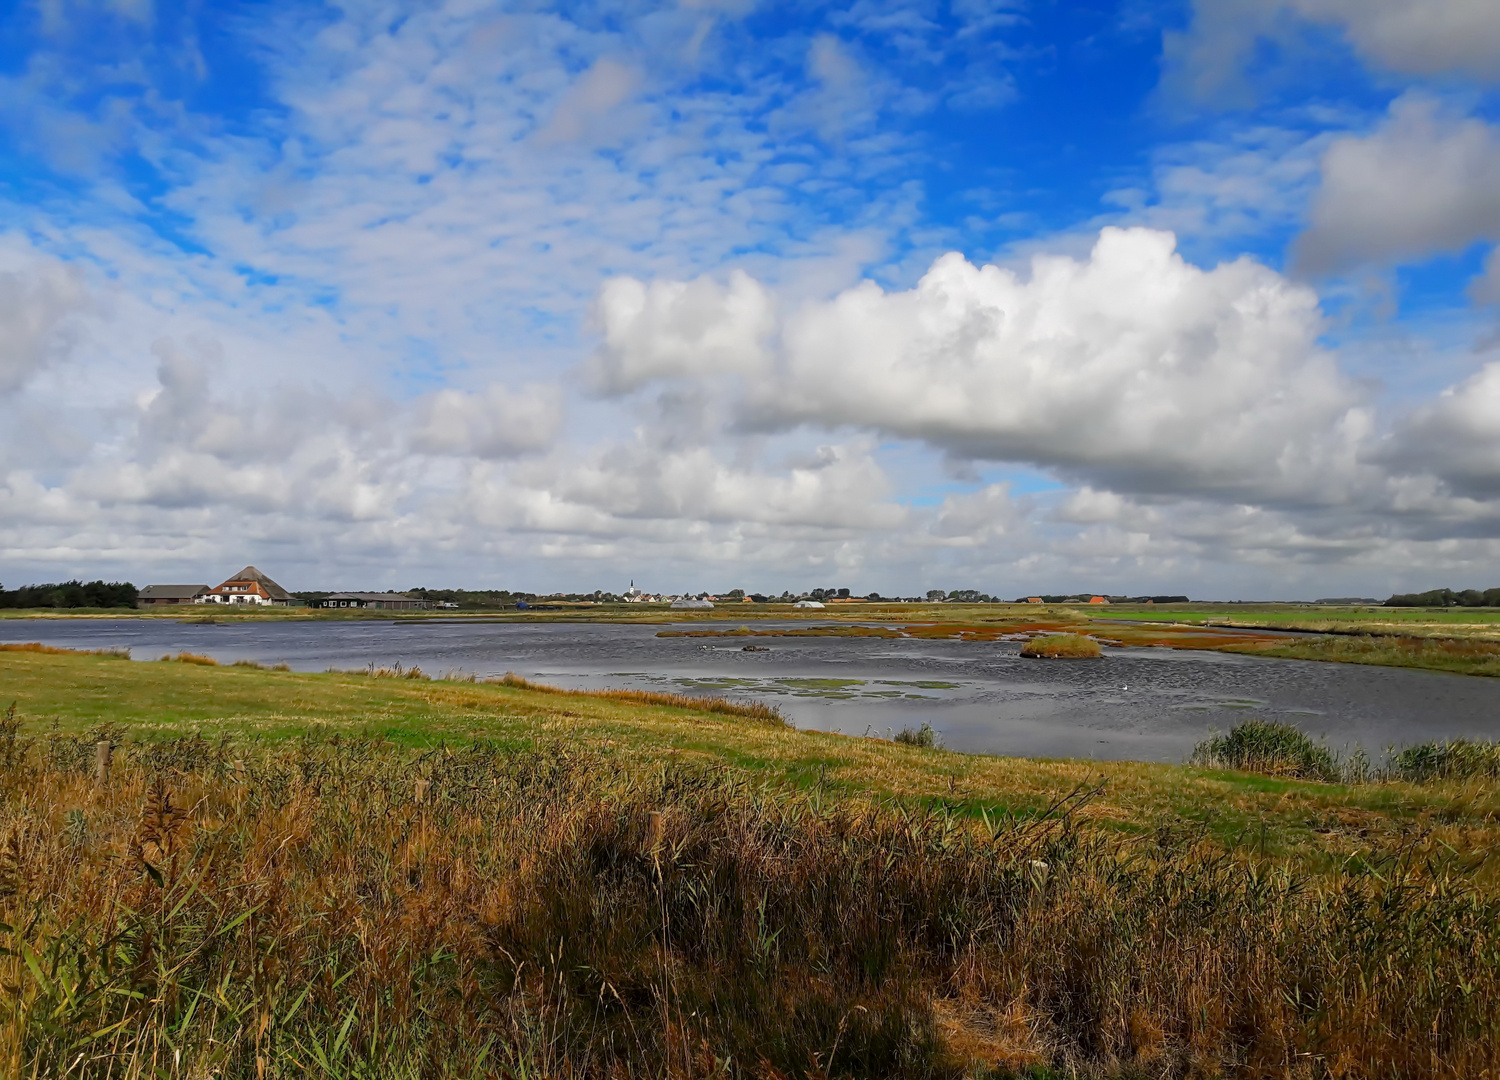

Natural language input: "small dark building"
[319,593,430,610]
[138,584,211,606]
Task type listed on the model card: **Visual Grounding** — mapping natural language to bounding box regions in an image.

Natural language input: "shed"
[138,584,211,606]
[320,593,430,610]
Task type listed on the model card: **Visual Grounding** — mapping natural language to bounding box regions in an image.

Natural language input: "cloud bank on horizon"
[1,0,1498,598]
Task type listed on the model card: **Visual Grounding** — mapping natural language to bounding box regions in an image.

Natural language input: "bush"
[1192,720,1338,781]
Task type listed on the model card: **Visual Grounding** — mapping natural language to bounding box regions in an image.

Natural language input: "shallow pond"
[4,618,1498,762]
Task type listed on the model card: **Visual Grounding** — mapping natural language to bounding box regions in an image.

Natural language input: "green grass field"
[5,649,1497,873]
[4,649,1499,1077]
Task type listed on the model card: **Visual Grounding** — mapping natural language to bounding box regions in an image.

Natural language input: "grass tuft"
[893,722,939,749]
[1019,633,1103,659]
[167,651,219,666]
[1192,719,1338,781]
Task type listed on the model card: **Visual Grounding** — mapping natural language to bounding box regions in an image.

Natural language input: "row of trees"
[1385,588,1500,607]
[0,580,138,609]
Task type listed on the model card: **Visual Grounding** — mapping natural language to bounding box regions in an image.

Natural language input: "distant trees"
[1385,588,1500,607]
[0,580,138,609]
[402,587,533,609]
[807,587,851,601]
[1012,594,1191,604]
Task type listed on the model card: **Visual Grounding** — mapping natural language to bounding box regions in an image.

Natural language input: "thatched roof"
[220,566,292,600]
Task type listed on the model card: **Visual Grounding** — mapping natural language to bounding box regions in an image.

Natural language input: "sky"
[1,0,1499,599]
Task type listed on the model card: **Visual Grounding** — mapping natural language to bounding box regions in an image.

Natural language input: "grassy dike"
[3,650,1500,1077]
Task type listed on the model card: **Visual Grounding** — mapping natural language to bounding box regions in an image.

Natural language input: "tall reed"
[2,729,1497,1078]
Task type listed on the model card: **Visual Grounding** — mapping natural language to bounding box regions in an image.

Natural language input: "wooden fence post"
[95,741,111,788]
[414,777,430,804]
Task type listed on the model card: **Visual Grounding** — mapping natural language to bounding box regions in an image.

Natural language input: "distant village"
[0,565,1214,610]
[0,569,1428,610]
[123,571,1194,610]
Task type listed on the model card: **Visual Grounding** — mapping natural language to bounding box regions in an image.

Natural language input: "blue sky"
[1,0,1499,598]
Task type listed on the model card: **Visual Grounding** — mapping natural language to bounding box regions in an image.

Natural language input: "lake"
[4,617,1498,761]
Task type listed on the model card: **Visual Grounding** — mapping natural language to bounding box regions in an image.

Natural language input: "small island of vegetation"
[1018,633,1103,659]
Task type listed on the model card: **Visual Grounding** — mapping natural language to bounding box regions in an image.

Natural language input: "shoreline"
[8,601,1500,678]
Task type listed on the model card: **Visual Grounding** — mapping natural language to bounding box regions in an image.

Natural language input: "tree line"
[0,580,139,609]
[1384,588,1500,607]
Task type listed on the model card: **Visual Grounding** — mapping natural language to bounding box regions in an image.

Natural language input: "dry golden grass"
[162,651,219,665]
[0,641,131,659]
[4,733,1500,1078]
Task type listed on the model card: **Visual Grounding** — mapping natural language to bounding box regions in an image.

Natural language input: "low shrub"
[1192,720,1338,781]
[1019,633,1103,659]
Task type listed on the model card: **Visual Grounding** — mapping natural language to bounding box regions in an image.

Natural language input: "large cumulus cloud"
[598,227,1371,502]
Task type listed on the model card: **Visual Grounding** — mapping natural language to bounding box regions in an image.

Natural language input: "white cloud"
[1291,0,1500,81]
[1166,0,1500,99]
[1296,94,1500,273]
[1102,123,1332,247]
[410,384,563,459]
[0,258,88,394]
[502,438,904,533]
[589,270,775,393]
[1386,361,1500,497]
[751,228,1366,502]
[929,482,1026,546]
[535,57,642,146]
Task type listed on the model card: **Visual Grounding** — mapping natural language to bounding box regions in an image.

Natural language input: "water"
[4,617,1498,762]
